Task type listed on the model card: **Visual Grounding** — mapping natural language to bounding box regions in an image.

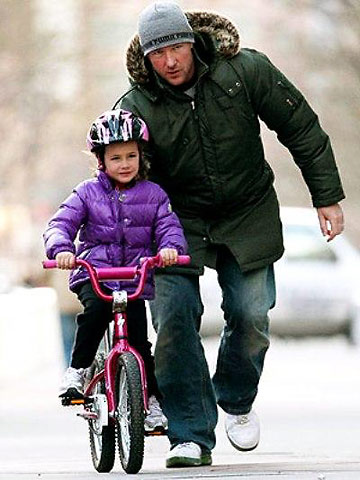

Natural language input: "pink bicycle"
[43,254,190,474]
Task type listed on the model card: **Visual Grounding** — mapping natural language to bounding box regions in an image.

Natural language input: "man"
[114,2,345,468]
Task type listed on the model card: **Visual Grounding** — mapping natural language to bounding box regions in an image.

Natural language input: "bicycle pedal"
[70,398,85,405]
[77,410,98,420]
[61,397,84,406]
[145,428,168,437]
[60,388,85,406]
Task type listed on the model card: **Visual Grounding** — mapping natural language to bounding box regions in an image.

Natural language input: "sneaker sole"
[144,422,168,431]
[227,434,259,452]
[166,453,212,468]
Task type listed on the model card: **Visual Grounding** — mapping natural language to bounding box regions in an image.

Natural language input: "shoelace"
[236,414,250,425]
[64,368,84,383]
[174,442,197,453]
[148,398,163,416]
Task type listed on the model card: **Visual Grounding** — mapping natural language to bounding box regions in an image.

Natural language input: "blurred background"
[1,1,360,475]
[1,0,359,288]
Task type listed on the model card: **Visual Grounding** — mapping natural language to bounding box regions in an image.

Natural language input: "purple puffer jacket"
[43,171,187,299]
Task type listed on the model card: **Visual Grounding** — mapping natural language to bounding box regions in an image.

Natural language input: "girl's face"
[103,141,140,187]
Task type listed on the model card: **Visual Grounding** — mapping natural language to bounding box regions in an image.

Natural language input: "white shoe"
[225,409,260,451]
[166,442,212,468]
[144,395,168,432]
[59,367,85,398]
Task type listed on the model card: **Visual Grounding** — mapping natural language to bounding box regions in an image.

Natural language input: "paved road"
[1,336,359,479]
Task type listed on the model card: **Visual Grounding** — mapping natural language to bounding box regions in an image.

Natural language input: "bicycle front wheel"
[88,352,116,472]
[116,352,145,474]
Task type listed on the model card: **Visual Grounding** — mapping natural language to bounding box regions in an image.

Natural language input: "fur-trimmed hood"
[126,11,240,85]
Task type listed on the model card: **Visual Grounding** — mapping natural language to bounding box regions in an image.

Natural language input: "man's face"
[147,43,195,86]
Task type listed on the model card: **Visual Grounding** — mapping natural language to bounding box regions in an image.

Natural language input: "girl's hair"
[95,141,150,181]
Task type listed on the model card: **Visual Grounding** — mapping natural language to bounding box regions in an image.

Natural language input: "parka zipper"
[190,98,199,122]
[277,80,299,110]
[188,93,219,202]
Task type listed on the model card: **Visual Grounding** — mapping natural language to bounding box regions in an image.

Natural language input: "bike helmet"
[86,109,149,152]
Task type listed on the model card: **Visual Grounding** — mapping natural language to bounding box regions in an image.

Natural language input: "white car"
[199,207,360,345]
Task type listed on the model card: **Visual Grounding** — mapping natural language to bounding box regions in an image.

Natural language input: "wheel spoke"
[118,369,131,460]
[87,352,115,473]
[116,352,145,473]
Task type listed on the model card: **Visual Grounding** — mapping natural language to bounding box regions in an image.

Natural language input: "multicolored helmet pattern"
[86,109,149,152]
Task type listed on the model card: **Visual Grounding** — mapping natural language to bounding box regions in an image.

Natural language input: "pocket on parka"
[206,84,260,146]
[212,83,254,121]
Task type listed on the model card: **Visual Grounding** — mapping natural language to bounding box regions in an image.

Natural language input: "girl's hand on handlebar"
[159,248,178,267]
[55,251,76,270]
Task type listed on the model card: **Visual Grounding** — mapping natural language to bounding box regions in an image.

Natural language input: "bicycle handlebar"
[42,254,191,302]
[42,259,139,280]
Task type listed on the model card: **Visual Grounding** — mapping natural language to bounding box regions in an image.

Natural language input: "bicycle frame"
[84,308,147,418]
[43,254,190,419]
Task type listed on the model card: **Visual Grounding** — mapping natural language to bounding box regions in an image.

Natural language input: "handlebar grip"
[177,255,191,265]
[42,260,58,269]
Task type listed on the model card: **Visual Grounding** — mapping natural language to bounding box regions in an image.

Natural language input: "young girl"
[43,109,187,432]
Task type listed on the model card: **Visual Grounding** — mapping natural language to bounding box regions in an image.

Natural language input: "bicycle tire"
[116,351,145,474]
[88,352,116,472]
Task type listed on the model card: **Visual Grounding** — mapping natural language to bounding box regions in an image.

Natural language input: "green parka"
[114,11,345,273]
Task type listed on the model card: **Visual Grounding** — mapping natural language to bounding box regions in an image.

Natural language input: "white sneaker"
[59,367,85,398]
[144,395,168,433]
[166,442,212,468]
[225,409,260,451]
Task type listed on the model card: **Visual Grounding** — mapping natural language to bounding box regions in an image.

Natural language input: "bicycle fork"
[80,309,149,423]
[104,319,149,419]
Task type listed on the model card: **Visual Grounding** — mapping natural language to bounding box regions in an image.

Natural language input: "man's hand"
[55,251,76,269]
[159,248,178,267]
[317,203,344,242]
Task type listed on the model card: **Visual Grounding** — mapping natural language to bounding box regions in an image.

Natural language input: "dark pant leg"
[71,282,112,369]
[149,273,217,451]
[126,300,160,398]
[213,247,275,414]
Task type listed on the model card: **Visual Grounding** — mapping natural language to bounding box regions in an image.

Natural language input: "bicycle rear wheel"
[116,352,145,474]
[88,352,116,472]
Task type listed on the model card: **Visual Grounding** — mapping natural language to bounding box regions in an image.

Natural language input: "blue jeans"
[150,247,275,451]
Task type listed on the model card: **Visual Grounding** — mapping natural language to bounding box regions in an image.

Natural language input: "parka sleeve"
[153,188,187,254]
[43,185,88,259]
[240,49,345,208]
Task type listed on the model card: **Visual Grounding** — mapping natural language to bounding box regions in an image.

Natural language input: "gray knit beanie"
[138,2,194,56]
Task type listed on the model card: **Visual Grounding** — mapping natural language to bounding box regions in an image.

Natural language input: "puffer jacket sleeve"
[153,187,187,254]
[43,184,88,259]
[238,49,345,208]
